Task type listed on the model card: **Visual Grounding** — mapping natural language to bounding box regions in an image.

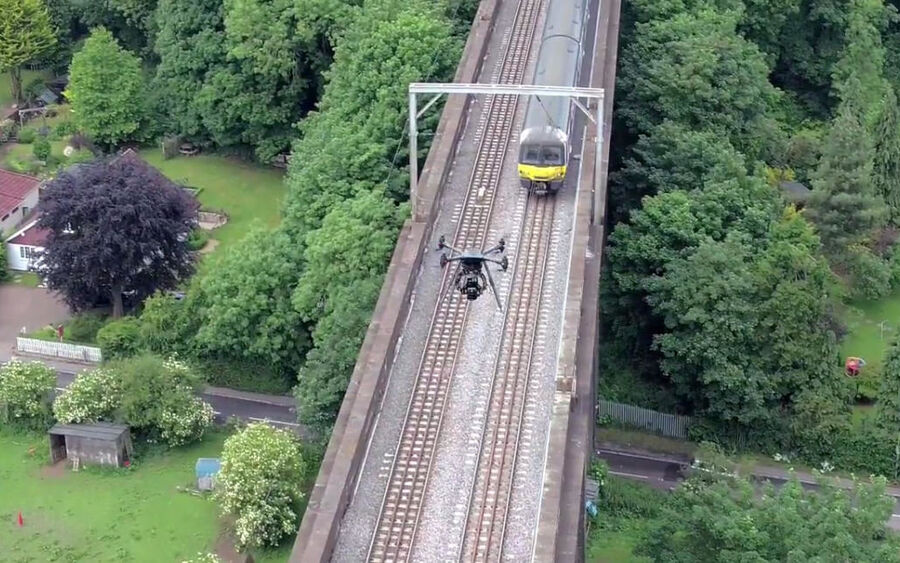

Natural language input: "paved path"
[597,445,900,530]
[0,284,69,355]
[4,354,309,438]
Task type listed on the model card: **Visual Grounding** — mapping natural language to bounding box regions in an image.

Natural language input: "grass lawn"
[0,428,292,563]
[2,140,81,178]
[840,289,900,400]
[3,271,41,287]
[587,519,652,563]
[138,150,287,252]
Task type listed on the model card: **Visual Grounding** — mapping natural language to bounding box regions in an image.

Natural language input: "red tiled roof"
[8,222,49,247]
[0,169,40,217]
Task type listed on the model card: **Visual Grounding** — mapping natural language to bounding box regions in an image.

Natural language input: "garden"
[0,358,313,562]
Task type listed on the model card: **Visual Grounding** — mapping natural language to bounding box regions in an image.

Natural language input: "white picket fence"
[16,337,102,363]
[599,400,692,439]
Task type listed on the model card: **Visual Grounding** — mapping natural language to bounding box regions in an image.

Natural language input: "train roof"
[520,0,587,137]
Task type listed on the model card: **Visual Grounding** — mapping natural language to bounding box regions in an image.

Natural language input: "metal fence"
[598,400,692,439]
[16,337,102,363]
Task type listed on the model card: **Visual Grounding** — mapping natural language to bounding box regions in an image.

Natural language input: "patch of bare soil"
[214,519,254,563]
[39,460,68,479]
[200,239,220,254]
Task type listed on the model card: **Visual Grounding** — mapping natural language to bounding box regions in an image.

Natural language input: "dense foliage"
[37,154,195,317]
[53,356,214,447]
[0,361,56,429]
[216,423,305,548]
[53,367,123,424]
[134,0,471,425]
[0,0,56,104]
[601,0,900,471]
[65,27,146,147]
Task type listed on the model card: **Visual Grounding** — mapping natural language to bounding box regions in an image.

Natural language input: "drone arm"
[484,265,503,311]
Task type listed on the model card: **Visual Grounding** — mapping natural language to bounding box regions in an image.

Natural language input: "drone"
[437,234,509,310]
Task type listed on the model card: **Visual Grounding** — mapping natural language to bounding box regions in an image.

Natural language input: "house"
[5,220,48,271]
[0,169,40,235]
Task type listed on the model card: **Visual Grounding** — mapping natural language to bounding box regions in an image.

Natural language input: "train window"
[522,146,541,165]
[542,147,562,165]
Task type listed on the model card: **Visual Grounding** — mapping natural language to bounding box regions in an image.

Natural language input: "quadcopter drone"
[437,234,509,310]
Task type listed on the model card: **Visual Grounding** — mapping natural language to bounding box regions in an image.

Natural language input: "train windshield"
[522,146,542,165]
[542,146,563,165]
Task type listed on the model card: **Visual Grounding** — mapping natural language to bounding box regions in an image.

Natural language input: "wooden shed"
[48,423,133,468]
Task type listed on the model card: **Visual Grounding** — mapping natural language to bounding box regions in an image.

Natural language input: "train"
[517,0,587,194]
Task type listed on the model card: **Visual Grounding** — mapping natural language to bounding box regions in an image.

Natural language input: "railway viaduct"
[290,0,621,559]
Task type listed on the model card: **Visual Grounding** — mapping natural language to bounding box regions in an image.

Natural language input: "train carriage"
[518,0,587,194]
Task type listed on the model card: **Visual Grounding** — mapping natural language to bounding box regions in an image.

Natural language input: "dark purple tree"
[37,153,196,317]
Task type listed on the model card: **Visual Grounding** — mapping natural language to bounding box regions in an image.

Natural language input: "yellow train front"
[517,0,586,194]
[518,127,568,194]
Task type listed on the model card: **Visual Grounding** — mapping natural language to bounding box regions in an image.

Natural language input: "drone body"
[437,235,508,310]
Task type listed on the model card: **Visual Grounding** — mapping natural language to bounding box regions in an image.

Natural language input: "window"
[20,246,35,260]
[11,206,18,214]
[22,206,29,216]
[521,145,541,165]
[1,214,8,222]
[541,146,563,165]
[19,247,25,258]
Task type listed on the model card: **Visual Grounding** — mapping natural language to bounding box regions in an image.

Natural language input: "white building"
[5,220,48,271]
[0,169,40,236]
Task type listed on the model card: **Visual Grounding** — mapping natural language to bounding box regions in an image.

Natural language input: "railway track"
[366,0,544,560]
[460,194,556,561]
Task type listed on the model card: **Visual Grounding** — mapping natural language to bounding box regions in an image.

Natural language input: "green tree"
[192,226,310,374]
[53,367,123,424]
[805,104,887,261]
[610,121,747,221]
[217,423,305,548]
[874,87,900,223]
[638,473,900,561]
[648,210,839,425]
[832,0,890,125]
[877,336,900,430]
[152,0,226,140]
[617,8,777,158]
[0,240,7,281]
[0,0,56,104]
[292,191,406,425]
[32,135,50,161]
[777,0,852,116]
[65,27,145,147]
[113,354,214,446]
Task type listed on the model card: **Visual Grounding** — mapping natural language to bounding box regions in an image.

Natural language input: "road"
[45,363,308,437]
[598,447,900,531]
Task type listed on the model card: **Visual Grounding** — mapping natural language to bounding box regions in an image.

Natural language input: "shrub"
[17,128,35,144]
[0,119,16,142]
[53,368,123,424]
[195,357,294,395]
[66,312,107,343]
[158,392,215,447]
[0,361,56,429]
[55,120,76,137]
[31,137,51,162]
[113,354,213,446]
[217,423,306,548]
[187,229,210,252]
[96,317,142,359]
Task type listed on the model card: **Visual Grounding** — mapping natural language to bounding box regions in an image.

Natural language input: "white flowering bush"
[217,423,306,548]
[159,388,215,447]
[180,553,221,563]
[0,361,56,428]
[53,368,123,424]
[110,353,213,447]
